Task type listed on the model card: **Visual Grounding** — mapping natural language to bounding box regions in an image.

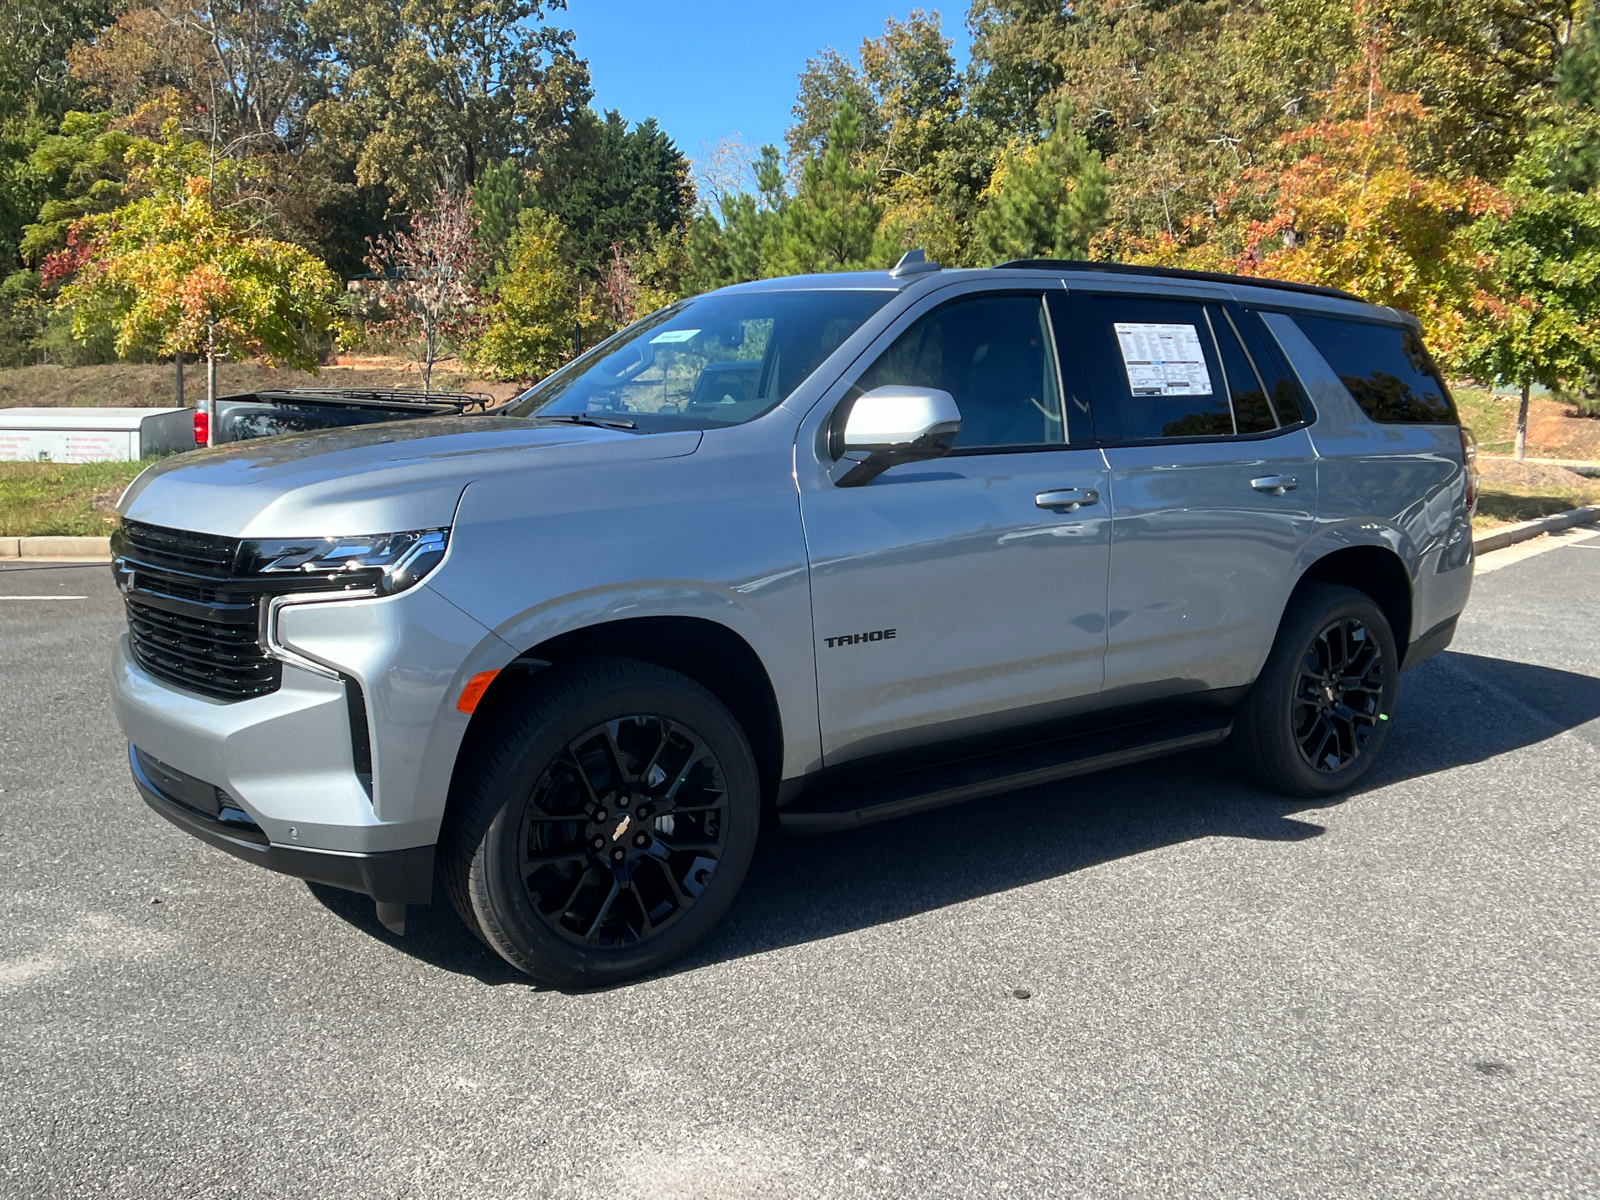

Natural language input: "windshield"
[502,288,895,430]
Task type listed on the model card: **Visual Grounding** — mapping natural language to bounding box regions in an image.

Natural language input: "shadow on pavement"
[308,650,1600,986]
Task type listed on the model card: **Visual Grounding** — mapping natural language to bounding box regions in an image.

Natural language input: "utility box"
[0,407,193,462]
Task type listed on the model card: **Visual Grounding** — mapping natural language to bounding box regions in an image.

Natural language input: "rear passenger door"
[1062,290,1319,697]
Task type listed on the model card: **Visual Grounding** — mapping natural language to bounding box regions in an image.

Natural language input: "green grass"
[0,458,155,535]
[1473,478,1600,530]
[1454,386,1519,456]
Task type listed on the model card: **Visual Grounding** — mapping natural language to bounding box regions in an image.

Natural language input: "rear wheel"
[1233,583,1399,797]
[443,658,760,987]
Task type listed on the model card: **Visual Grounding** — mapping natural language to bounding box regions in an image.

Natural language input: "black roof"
[995,258,1364,304]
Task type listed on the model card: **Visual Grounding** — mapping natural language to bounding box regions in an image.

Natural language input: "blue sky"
[559,1,972,169]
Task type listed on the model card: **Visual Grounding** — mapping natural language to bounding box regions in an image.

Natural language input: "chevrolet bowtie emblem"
[612,815,631,842]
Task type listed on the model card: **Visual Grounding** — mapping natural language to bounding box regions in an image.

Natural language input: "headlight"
[237,528,450,596]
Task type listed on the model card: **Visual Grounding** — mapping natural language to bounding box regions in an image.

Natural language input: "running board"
[779,711,1234,833]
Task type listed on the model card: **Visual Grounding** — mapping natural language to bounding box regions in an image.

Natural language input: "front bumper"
[130,744,434,904]
[111,582,513,854]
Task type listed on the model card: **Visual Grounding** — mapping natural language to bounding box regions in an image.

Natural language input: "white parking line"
[0,595,87,600]
[1475,526,1600,574]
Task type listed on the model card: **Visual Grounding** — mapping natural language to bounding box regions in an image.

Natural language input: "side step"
[779,711,1233,833]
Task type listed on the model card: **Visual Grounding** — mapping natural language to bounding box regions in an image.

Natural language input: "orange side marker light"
[457,669,501,714]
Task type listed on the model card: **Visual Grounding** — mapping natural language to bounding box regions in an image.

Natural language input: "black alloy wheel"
[443,657,761,988]
[1292,617,1387,773]
[519,716,729,947]
[1233,582,1399,798]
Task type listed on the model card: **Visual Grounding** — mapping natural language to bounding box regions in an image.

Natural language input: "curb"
[1473,505,1600,556]
[0,535,112,561]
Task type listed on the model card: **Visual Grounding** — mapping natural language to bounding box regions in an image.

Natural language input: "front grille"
[115,521,278,702]
[126,594,281,700]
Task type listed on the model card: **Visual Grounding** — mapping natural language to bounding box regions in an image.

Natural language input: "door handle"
[1250,475,1299,495]
[1035,487,1100,512]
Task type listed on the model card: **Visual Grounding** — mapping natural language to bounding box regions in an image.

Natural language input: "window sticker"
[649,328,701,344]
[1113,322,1214,397]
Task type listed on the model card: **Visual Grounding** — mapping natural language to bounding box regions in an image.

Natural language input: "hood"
[119,416,703,537]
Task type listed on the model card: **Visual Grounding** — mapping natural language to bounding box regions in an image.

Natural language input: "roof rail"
[993,258,1364,303]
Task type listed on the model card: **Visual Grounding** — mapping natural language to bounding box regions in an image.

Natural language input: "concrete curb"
[0,535,112,561]
[1473,505,1600,556]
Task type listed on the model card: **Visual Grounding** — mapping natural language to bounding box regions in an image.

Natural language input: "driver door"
[797,286,1112,765]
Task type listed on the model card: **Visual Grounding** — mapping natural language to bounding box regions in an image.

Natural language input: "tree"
[53,171,342,425]
[974,103,1107,264]
[472,206,578,381]
[530,110,694,279]
[471,157,526,265]
[364,187,487,392]
[306,0,590,209]
[768,103,897,276]
[1463,189,1600,457]
[1113,88,1505,364]
[687,143,785,291]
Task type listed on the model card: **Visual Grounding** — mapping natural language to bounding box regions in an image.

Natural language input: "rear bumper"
[130,743,434,904]
[1403,614,1457,672]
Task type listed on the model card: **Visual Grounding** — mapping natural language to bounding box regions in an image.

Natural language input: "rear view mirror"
[834,386,962,487]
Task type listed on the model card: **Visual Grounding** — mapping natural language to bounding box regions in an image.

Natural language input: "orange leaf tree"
[1109,87,1507,365]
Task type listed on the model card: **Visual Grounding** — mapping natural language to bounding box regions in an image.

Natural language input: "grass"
[1473,478,1600,530]
[1453,386,1519,456]
[0,458,154,535]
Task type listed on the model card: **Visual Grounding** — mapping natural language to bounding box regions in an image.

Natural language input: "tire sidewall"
[1260,586,1400,796]
[473,668,761,987]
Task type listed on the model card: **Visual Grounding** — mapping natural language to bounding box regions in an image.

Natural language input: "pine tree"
[974,104,1107,264]
[768,102,895,275]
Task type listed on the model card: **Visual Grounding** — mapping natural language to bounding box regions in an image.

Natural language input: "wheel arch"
[1292,543,1414,664]
[454,615,786,817]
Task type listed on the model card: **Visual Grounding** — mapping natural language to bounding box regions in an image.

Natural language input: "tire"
[442,657,761,988]
[1233,583,1400,798]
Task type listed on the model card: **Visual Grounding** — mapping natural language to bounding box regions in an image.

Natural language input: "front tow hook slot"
[1035,488,1099,512]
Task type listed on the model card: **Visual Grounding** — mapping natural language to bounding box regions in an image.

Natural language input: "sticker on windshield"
[649,329,700,344]
[1113,322,1213,397]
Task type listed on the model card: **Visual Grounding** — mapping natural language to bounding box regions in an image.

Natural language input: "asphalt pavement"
[2,535,1598,1198]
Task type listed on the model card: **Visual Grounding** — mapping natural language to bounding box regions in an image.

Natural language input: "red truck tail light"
[193,409,209,446]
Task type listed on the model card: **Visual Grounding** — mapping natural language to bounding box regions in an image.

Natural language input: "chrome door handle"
[1251,475,1299,495]
[1035,487,1100,512]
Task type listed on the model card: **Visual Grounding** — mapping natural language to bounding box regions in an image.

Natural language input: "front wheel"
[1233,583,1399,798]
[443,658,761,988]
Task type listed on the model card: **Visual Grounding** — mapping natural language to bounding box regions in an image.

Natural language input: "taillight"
[193,409,208,446]
[1460,426,1479,515]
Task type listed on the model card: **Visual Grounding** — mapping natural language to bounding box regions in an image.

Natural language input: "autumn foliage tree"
[1112,86,1506,364]
[364,188,488,392]
[52,168,342,428]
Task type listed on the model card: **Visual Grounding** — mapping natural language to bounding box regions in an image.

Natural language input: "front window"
[503,289,895,431]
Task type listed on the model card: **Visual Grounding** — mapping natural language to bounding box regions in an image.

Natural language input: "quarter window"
[1293,313,1457,424]
[850,293,1065,450]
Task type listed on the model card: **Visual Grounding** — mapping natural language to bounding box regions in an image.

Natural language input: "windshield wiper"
[532,413,638,431]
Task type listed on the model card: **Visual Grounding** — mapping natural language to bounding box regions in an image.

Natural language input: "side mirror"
[834,386,962,487]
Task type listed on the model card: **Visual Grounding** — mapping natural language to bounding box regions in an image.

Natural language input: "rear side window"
[1293,314,1457,424]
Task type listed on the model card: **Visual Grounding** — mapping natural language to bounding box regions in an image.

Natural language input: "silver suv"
[111,257,1477,986]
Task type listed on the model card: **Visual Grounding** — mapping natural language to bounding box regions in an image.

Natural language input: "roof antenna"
[890,248,941,278]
